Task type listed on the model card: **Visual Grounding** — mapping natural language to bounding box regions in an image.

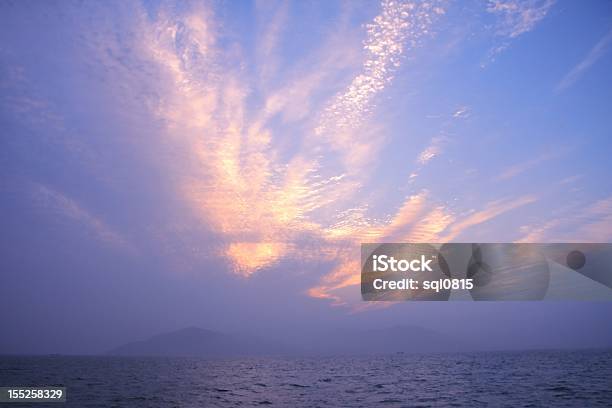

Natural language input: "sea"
[1,349,611,407]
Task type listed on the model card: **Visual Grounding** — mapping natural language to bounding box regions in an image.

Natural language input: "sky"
[1,0,612,354]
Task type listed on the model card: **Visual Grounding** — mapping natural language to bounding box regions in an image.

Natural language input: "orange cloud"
[134,1,448,282]
[226,242,289,277]
[92,1,547,307]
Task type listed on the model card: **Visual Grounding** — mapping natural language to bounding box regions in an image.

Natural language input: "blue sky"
[1,0,612,353]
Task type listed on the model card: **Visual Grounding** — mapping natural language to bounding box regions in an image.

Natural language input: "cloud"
[452,106,471,119]
[226,242,290,277]
[400,205,454,242]
[556,27,612,92]
[313,0,446,168]
[417,146,439,165]
[310,193,539,303]
[130,0,447,280]
[516,196,612,242]
[308,191,454,304]
[487,0,555,39]
[3,0,572,309]
[577,197,612,242]
[494,151,559,181]
[516,219,561,243]
[255,0,289,88]
[557,175,583,185]
[30,184,131,251]
[441,195,538,241]
[417,136,446,165]
[15,0,541,306]
[483,0,555,65]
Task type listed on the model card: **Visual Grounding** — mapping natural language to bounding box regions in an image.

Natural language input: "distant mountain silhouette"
[107,327,286,357]
[108,325,467,357]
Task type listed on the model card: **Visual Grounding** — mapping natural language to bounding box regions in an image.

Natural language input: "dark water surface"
[1,350,611,407]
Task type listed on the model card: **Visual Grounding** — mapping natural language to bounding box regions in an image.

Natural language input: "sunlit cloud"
[130,0,449,282]
[6,0,606,310]
[314,0,445,164]
[417,136,446,165]
[517,220,560,243]
[578,199,612,242]
[20,1,539,304]
[226,242,290,276]
[308,191,455,303]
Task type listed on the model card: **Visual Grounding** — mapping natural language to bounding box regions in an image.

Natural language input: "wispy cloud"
[4,0,586,309]
[516,219,560,243]
[30,184,132,251]
[314,0,445,168]
[308,190,454,304]
[483,0,555,65]
[487,0,555,39]
[308,193,538,303]
[494,151,559,181]
[417,136,446,165]
[132,0,448,280]
[452,105,471,119]
[23,0,539,305]
[557,174,582,185]
[516,196,612,242]
[578,197,612,242]
[255,0,289,89]
[556,27,612,92]
[441,195,538,241]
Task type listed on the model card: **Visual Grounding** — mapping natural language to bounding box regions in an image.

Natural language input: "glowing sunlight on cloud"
[134,0,451,284]
[82,0,548,304]
[10,0,608,309]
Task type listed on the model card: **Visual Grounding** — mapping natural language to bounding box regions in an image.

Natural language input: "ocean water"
[1,350,611,407]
